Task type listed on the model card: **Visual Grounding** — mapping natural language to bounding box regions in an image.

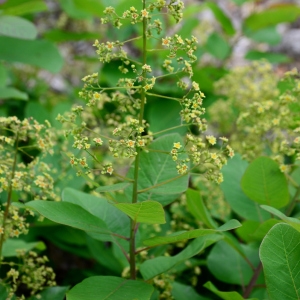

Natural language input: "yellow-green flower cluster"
[211,61,300,169]
[171,134,234,184]
[0,206,32,240]
[5,250,56,299]
[109,117,150,158]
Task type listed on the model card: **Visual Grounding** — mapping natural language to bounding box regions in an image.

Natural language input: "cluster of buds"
[108,118,150,158]
[170,134,234,184]
[0,206,31,240]
[6,250,56,299]
[93,39,127,63]
[180,91,207,131]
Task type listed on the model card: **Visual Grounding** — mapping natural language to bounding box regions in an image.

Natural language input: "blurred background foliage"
[1,0,300,299]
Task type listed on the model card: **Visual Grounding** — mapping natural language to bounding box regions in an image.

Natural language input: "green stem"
[145,123,193,137]
[0,132,19,266]
[129,0,147,280]
[146,92,182,102]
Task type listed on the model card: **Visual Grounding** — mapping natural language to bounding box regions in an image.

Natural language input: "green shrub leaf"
[221,154,270,221]
[203,281,252,300]
[205,33,231,60]
[205,3,235,35]
[260,223,300,300]
[30,286,69,300]
[241,157,289,208]
[126,133,189,206]
[186,188,217,229]
[0,87,28,100]
[114,201,165,224]
[261,205,300,232]
[26,201,111,237]
[245,51,290,63]
[66,276,153,300]
[207,241,260,285]
[0,16,37,39]
[2,239,45,257]
[143,220,240,247]
[245,5,300,31]
[95,182,132,193]
[1,0,47,15]
[62,188,130,240]
[0,36,63,73]
[140,234,222,280]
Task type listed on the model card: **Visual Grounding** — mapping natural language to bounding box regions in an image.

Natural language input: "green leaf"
[140,234,223,280]
[260,223,300,300]
[261,205,300,232]
[207,241,260,285]
[0,16,37,40]
[0,87,28,100]
[245,5,300,31]
[2,0,47,15]
[252,218,282,240]
[86,236,123,274]
[126,133,189,206]
[2,239,45,257]
[172,282,210,300]
[186,188,217,229]
[95,182,131,193]
[44,29,100,42]
[245,26,281,46]
[0,36,63,73]
[245,51,290,63]
[221,154,270,221]
[204,281,247,300]
[230,0,249,5]
[58,0,105,19]
[25,200,111,237]
[205,33,231,60]
[30,286,69,300]
[205,2,235,35]
[241,157,289,208]
[147,99,186,137]
[0,64,8,87]
[62,188,130,240]
[235,220,260,243]
[66,276,154,300]
[25,102,50,123]
[114,201,166,224]
[143,220,241,247]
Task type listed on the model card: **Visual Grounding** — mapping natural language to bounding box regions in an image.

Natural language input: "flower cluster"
[0,206,32,240]
[5,250,56,299]
[211,61,300,170]
[109,117,151,158]
[170,134,234,184]
[0,117,58,201]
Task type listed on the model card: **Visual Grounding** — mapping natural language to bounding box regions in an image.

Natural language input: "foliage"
[0,1,300,300]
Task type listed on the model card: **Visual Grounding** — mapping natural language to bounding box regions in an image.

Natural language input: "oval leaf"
[66,276,153,300]
[95,182,131,193]
[0,36,63,73]
[0,87,28,100]
[140,234,222,280]
[114,201,165,224]
[186,188,217,229]
[0,15,37,39]
[221,154,270,221]
[245,5,300,31]
[204,281,246,300]
[142,220,240,247]
[241,157,289,208]
[26,201,111,236]
[260,223,300,300]
[261,205,300,232]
